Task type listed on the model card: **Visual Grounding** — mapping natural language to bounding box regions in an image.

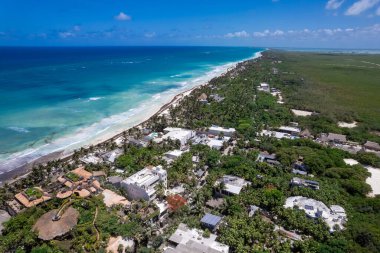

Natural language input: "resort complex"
[0,50,379,253]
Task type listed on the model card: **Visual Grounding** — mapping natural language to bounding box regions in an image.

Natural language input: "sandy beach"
[0,52,262,186]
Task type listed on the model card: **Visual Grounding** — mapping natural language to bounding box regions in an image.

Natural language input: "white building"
[164,149,187,160]
[164,223,229,253]
[162,127,196,147]
[278,126,301,135]
[257,83,270,92]
[284,196,347,232]
[207,136,231,150]
[208,125,236,137]
[260,130,295,140]
[80,154,102,164]
[121,165,167,201]
[216,175,251,195]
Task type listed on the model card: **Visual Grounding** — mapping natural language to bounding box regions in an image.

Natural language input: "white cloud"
[272,30,285,36]
[115,12,131,21]
[376,6,380,15]
[345,0,380,15]
[253,29,285,37]
[326,0,345,10]
[144,32,156,38]
[224,30,250,38]
[59,32,75,38]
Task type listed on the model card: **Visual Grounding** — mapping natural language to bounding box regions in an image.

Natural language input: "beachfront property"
[121,165,167,201]
[56,167,103,199]
[164,223,229,253]
[128,138,149,148]
[290,177,320,190]
[162,127,196,147]
[14,187,52,208]
[208,125,236,137]
[284,196,347,232]
[198,93,208,104]
[257,82,270,93]
[215,175,251,196]
[80,154,102,164]
[101,148,123,163]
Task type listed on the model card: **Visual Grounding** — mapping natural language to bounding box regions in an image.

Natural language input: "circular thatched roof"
[33,207,79,241]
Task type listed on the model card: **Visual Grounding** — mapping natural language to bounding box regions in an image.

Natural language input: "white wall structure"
[121,165,167,201]
[162,127,196,147]
[284,196,347,232]
[208,125,236,137]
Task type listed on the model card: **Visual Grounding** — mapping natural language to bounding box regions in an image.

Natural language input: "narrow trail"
[93,207,100,242]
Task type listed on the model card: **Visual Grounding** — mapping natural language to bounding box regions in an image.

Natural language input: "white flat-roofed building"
[80,154,102,164]
[278,126,301,135]
[163,127,196,147]
[164,149,187,160]
[257,83,270,92]
[216,175,251,195]
[260,130,297,140]
[164,223,229,253]
[208,125,236,137]
[121,165,167,201]
[207,136,231,150]
[284,196,347,232]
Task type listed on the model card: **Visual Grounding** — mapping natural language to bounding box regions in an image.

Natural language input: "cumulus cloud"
[144,32,156,38]
[250,24,380,41]
[59,32,75,38]
[253,29,285,37]
[224,30,250,38]
[345,0,380,15]
[115,12,131,21]
[326,0,345,10]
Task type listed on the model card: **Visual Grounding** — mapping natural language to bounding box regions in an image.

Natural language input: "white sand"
[102,189,130,207]
[107,236,134,253]
[366,166,380,197]
[343,158,359,166]
[338,121,357,128]
[291,109,313,117]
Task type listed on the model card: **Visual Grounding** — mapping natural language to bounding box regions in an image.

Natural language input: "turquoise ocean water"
[0,46,262,172]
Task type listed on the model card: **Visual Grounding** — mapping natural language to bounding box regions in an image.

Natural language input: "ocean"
[0,46,262,173]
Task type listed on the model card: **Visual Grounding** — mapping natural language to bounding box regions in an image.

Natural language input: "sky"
[1,0,380,48]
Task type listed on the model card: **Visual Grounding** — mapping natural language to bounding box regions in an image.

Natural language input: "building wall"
[122,183,150,201]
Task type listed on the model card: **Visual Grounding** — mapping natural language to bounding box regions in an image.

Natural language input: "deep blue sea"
[0,46,262,172]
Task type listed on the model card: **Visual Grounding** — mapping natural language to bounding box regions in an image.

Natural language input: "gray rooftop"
[201,213,222,227]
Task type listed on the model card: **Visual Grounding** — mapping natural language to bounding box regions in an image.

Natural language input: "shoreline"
[0,51,263,186]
